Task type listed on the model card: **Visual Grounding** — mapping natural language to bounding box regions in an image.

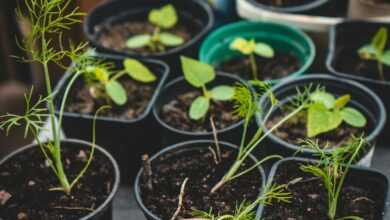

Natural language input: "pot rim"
[256,156,390,219]
[327,20,390,86]
[0,138,120,220]
[357,0,390,9]
[257,74,387,154]
[52,52,169,124]
[153,72,247,137]
[83,0,215,58]
[133,139,266,220]
[246,0,329,13]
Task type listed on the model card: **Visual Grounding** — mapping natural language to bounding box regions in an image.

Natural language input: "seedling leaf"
[230,38,256,55]
[123,59,156,83]
[159,32,184,46]
[334,94,351,109]
[86,66,109,83]
[105,80,127,105]
[181,56,215,88]
[341,107,367,128]
[380,50,390,66]
[189,96,210,120]
[254,42,274,58]
[310,91,335,109]
[307,103,343,137]
[149,4,178,29]
[126,34,151,49]
[358,45,377,59]
[210,85,235,101]
[372,27,387,54]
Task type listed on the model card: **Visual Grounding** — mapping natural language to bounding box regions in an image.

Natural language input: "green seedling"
[300,137,366,220]
[358,27,390,81]
[79,57,156,105]
[126,4,184,52]
[303,87,366,138]
[191,184,291,220]
[0,0,105,195]
[230,37,275,80]
[180,56,235,121]
[209,80,309,194]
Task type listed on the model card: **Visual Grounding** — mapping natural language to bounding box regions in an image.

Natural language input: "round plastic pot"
[0,139,120,220]
[326,21,390,144]
[134,140,266,220]
[84,0,214,77]
[53,53,169,182]
[153,72,248,146]
[256,157,390,219]
[348,0,390,19]
[257,74,386,167]
[199,21,315,84]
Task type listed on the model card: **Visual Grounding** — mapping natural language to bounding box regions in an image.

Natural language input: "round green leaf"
[210,85,235,101]
[310,91,336,109]
[159,32,184,46]
[341,107,367,128]
[126,34,151,49]
[148,4,178,29]
[123,59,156,83]
[105,80,127,105]
[254,42,274,58]
[180,56,215,88]
[189,96,210,120]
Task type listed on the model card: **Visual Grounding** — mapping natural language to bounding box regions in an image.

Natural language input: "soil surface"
[335,50,390,82]
[255,0,315,7]
[218,52,300,81]
[266,109,368,149]
[95,21,193,55]
[0,143,115,220]
[140,146,262,219]
[159,90,240,132]
[262,160,383,220]
[66,79,155,120]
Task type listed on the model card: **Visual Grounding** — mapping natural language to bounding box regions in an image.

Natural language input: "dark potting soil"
[140,147,262,219]
[0,144,115,220]
[95,21,193,55]
[266,110,368,149]
[255,0,315,7]
[262,160,382,220]
[334,50,390,82]
[218,52,300,81]
[66,79,154,120]
[159,90,240,132]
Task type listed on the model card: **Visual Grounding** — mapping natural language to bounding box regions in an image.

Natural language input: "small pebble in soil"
[0,190,11,205]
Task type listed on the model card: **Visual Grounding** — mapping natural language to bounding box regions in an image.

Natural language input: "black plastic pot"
[84,0,214,77]
[134,140,266,220]
[327,20,390,144]
[246,0,347,16]
[257,74,386,166]
[153,72,248,146]
[256,157,390,219]
[53,53,169,182]
[0,139,120,220]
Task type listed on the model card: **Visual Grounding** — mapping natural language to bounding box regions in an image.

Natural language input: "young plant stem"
[378,61,385,81]
[142,154,153,191]
[209,116,221,163]
[249,54,258,80]
[110,70,128,81]
[170,177,189,220]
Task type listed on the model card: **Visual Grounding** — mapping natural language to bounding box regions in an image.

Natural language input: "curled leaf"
[334,94,351,109]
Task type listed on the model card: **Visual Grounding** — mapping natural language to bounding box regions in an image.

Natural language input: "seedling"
[126,4,184,52]
[0,0,103,195]
[210,80,309,193]
[230,37,275,80]
[191,184,291,220]
[180,56,235,121]
[303,87,366,138]
[358,27,390,81]
[300,137,366,220]
[79,57,156,105]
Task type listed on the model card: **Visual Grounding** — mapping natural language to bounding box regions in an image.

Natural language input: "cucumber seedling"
[301,87,366,138]
[300,137,367,220]
[230,37,275,80]
[180,56,235,121]
[126,4,184,52]
[358,27,390,81]
[78,56,156,105]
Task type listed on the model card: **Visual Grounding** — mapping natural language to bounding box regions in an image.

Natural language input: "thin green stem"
[249,54,258,80]
[378,61,385,81]
[110,70,127,81]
